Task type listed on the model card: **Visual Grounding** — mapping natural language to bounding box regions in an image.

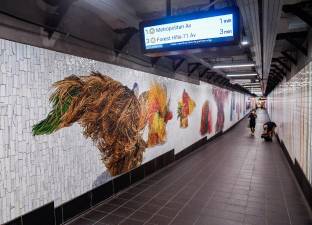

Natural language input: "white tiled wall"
[0,38,249,224]
[267,61,312,182]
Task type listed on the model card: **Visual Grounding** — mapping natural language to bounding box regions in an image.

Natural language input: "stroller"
[261,124,274,141]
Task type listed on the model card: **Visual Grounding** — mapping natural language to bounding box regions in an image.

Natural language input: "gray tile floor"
[66,110,312,225]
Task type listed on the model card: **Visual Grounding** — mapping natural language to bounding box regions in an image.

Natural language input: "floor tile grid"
[251,118,281,224]
[247,119,266,225]
[146,141,230,225]
[178,137,251,224]
[114,140,224,225]
[244,148,267,225]
[86,140,222,225]
[191,152,249,224]
[265,146,290,225]
[64,153,193,225]
[255,144,271,225]
[65,138,220,225]
[249,114,278,225]
[265,113,300,224]
[193,134,255,225]
[273,141,312,225]
[225,144,255,225]
[73,165,189,225]
[248,113,303,225]
[191,113,282,225]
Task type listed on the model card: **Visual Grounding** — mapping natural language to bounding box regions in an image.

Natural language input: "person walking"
[248,110,257,135]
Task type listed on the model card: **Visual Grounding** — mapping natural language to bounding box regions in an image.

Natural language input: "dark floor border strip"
[275,133,312,210]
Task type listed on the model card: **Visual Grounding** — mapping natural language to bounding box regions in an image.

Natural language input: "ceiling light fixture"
[243,84,261,86]
[231,79,251,82]
[243,85,261,88]
[242,82,261,85]
[213,63,255,69]
[241,36,249,46]
[241,40,249,45]
[227,73,258,77]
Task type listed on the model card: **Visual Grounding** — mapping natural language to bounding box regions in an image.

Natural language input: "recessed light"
[241,40,249,45]
[213,63,255,69]
[227,73,258,77]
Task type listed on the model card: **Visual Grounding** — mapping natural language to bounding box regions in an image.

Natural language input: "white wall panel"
[268,61,312,183]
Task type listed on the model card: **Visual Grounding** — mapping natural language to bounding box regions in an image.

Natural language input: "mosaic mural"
[212,88,229,133]
[177,90,196,128]
[200,100,213,135]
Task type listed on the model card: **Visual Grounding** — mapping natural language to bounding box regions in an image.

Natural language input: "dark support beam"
[218,77,226,85]
[211,76,219,83]
[166,0,172,16]
[276,31,308,40]
[173,58,185,72]
[221,78,229,86]
[283,3,312,27]
[213,76,224,84]
[114,27,138,55]
[271,76,283,83]
[188,63,201,76]
[285,37,308,56]
[272,58,290,72]
[44,0,78,38]
[281,51,297,65]
[271,78,281,84]
[276,58,290,72]
[43,0,62,6]
[206,73,215,81]
[268,76,280,85]
[276,32,308,56]
[210,0,215,10]
[270,73,283,81]
[270,71,284,80]
[151,57,161,67]
[271,64,286,77]
[199,68,210,78]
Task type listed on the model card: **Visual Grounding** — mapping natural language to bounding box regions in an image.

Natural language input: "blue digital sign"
[140,7,240,56]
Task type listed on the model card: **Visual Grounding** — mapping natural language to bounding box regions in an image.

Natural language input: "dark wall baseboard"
[293,159,312,209]
[275,133,312,210]
[3,202,55,225]
[3,150,175,225]
[3,113,248,225]
[275,134,293,167]
[175,137,209,160]
[54,150,175,225]
[175,112,249,161]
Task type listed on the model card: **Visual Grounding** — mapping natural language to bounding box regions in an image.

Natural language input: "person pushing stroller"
[261,121,277,141]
